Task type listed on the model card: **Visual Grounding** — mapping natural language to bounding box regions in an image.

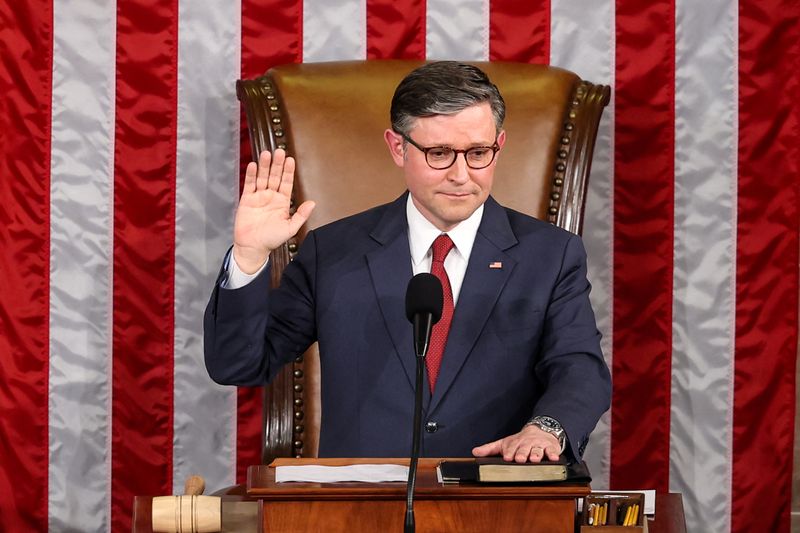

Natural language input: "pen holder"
[580,492,647,532]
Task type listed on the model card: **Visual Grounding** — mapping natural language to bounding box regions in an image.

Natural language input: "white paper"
[275,464,410,483]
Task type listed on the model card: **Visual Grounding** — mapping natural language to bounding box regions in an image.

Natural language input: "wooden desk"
[250,458,587,532]
[132,459,686,533]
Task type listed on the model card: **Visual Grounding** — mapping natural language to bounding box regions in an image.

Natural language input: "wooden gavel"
[152,475,221,533]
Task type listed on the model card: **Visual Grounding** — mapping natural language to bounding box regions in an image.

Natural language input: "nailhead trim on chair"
[238,74,309,462]
[547,82,584,224]
[292,355,304,457]
[263,82,306,458]
[259,80,308,458]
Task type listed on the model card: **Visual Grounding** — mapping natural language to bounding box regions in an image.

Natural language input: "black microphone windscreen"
[405,273,444,324]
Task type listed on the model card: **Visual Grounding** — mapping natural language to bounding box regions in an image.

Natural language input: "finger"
[472,439,503,457]
[256,151,272,190]
[514,443,537,463]
[501,438,524,462]
[267,148,286,191]
[287,201,316,235]
[243,162,258,194]
[527,446,545,463]
[508,438,541,463]
[543,445,560,462]
[276,156,296,197]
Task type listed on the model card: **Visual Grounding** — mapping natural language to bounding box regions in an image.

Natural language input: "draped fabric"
[0,1,797,531]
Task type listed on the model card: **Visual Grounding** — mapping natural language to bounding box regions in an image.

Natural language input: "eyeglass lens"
[427,147,495,169]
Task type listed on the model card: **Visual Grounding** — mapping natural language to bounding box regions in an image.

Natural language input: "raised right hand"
[232,149,316,274]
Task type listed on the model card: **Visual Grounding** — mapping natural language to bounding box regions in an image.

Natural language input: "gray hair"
[390,61,506,136]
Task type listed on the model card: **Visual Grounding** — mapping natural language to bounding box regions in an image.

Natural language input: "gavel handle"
[184,475,205,496]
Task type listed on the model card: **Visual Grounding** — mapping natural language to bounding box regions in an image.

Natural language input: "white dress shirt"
[225,195,484,299]
[405,196,482,305]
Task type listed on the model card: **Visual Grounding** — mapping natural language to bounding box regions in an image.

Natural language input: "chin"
[438,207,477,226]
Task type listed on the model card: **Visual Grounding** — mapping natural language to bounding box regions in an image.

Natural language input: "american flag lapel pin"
[489,261,503,269]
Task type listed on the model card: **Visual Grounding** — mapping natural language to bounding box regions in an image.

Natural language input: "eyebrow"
[423,140,496,148]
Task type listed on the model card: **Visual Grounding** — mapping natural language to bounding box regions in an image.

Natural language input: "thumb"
[288,200,316,234]
[472,439,502,457]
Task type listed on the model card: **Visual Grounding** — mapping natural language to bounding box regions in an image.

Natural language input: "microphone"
[405,273,444,358]
[403,273,443,533]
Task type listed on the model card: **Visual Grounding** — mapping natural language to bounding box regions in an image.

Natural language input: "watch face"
[536,416,562,431]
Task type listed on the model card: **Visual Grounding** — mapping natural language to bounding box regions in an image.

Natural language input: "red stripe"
[235,387,262,481]
[239,0,303,482]
[0,1,52,530]
[111,1,178,529]
[611,0,675,492]
[489,0,550,63]
[733,3,800,532]
[241,0,303,79]
[366,0,426,59]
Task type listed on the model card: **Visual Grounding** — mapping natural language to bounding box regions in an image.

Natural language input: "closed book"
[437,458,591,484]
[477,457,568,482]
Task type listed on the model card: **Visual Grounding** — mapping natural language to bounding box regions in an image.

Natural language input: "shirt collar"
[406,194,484,267]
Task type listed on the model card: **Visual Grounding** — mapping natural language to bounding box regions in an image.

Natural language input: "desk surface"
[249,458,590,500]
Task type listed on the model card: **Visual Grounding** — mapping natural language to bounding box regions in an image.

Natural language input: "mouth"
[438,191,473,199]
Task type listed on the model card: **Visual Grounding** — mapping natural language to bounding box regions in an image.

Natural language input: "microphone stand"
[405,313,432,533]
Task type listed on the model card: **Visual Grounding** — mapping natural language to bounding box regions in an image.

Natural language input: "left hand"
[472,425,561,463]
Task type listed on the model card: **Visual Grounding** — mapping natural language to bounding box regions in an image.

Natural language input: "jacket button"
[425,421,438,433]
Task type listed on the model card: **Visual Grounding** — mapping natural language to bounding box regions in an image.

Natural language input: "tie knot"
[432,234,455,263]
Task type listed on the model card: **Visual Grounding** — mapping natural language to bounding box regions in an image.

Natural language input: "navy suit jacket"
[204,193,611,460]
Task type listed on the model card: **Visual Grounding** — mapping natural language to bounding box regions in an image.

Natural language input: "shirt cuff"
[224,250,269,289]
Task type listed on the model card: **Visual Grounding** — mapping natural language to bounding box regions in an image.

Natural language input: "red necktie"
[427,234,455,392]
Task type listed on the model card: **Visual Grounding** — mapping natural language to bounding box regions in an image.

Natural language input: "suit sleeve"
[203,233,319,386]
[532,234,612,460]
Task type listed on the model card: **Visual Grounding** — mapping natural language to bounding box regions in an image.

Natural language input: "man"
[205,61,611,463]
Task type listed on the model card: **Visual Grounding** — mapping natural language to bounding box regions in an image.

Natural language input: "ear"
[496,129,507,149]
[384,129,406,167]
[492,130,507,165]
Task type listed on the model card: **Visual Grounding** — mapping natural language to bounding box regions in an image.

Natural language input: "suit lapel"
[365,194,420,393]
[429,197,518,413]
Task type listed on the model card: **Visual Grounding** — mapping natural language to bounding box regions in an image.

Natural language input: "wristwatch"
[526,415,566,452]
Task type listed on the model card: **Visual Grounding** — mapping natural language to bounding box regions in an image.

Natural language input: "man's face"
[384,103,506,232]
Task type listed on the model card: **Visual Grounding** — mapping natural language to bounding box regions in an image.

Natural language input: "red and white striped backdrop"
[1,1,797,531]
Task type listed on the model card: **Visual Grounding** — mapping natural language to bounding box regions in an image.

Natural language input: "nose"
[446,153,470,184]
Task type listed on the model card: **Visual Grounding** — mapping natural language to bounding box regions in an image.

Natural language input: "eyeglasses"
[400,133,499,170]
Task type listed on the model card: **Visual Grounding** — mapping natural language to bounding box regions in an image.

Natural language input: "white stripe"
[173,0,241,494]
[426,0,489,60]
[549,0,615,490]
[671,1,737,532]
[303,0,366,61]
[48,0,116,530]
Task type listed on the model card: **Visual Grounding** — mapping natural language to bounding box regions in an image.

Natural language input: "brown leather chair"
[236,60,610,464]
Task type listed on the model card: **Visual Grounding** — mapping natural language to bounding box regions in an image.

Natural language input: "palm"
[232,149,315,273]
[235,187,293,249]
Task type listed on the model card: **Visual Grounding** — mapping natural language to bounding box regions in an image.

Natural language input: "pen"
[623,504,633,526]
[619,503,629,526]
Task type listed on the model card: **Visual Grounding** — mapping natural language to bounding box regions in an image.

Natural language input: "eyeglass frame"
[398,132,500,170]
